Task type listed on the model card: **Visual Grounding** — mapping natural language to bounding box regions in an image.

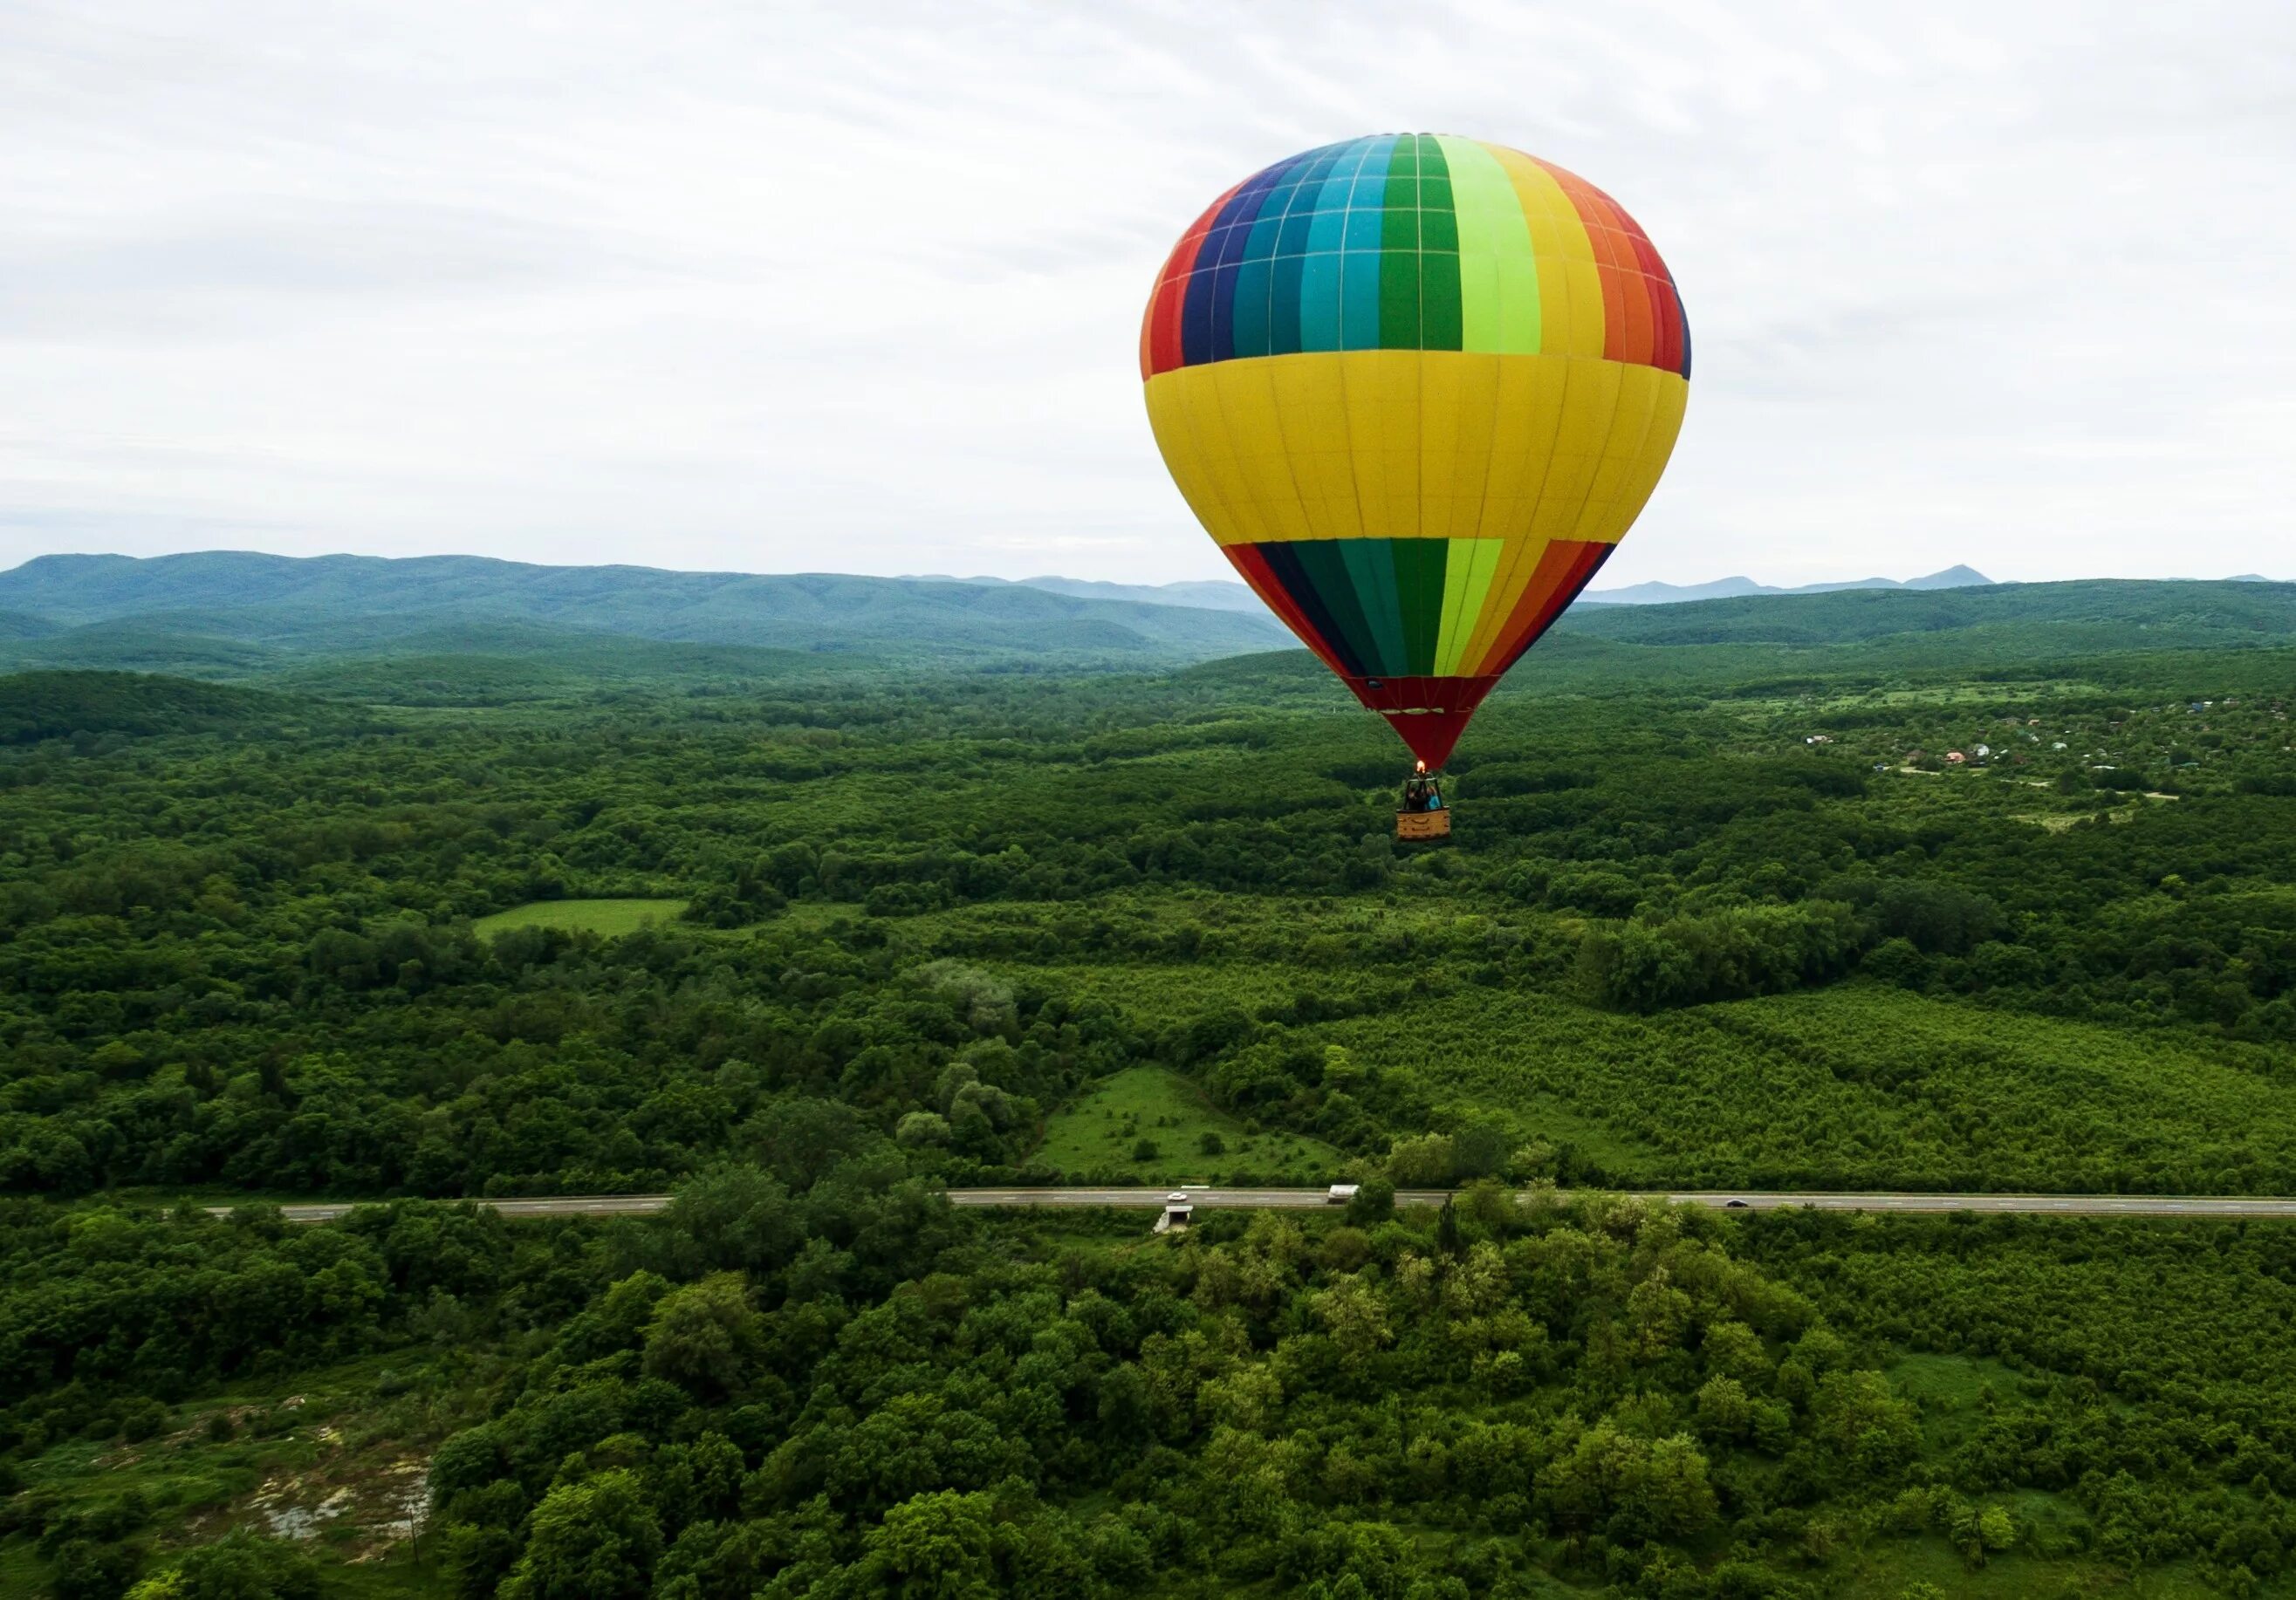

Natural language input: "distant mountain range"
[0,552,1289,668]
[1578,564,1996,605]
[1549,576,2296,653]
[0,552,2287,691]
[932,564,2014,612]
[929,574,1271,613]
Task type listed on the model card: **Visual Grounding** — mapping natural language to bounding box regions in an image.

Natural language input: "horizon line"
[0,547,2286,592]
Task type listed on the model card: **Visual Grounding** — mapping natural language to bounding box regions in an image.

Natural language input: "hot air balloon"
[1141,133,1690,838]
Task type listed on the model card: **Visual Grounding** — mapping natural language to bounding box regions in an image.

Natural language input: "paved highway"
[228,1194,679,1225]
[212,1187,2296,1225]
[1658,1192,2296,1217]
[948,1187,2296,1217]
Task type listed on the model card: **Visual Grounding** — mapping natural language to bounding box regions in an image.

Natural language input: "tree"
[1633,1434,1719,1539]
[1695,1377,1754,1441]
[1538,1423,1717,1542]
[1628,1270,1694,1358]
[1387,1134,1455,1187]
[651,1520,776,1600]
[642,1273,764,1398]
[864,1489,997,1600]
[652,1432,745,1531]
[1312,1275,1394,1371]
[1450,1119,1510,1179]
[897,1111,953,1147]
[442,1521,523,1600]
[663,1168,798,1275]
[428,1424,512,1508]
[51,1539,141,1600]
[1870,879,2002,954]
[500,1469,662,1600]
[1346,1178,1395,1226]
[1860,936,1929,988]
[1097,1363,1152,1445]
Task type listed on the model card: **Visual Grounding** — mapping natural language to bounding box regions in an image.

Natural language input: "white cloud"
[2,0,2292,585]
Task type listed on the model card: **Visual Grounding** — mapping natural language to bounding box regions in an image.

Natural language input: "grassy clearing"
[1032,1065,1347,1184]
[1825,1542,2224,1600]
[1884,1350,2025,1411]
[2012,810,2087,831]
[1018,958,1335,1023]
[472,897,689,937]
[1883,1350,2032,1453]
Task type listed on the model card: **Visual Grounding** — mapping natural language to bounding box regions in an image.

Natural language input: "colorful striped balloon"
[1141,133,1690,770]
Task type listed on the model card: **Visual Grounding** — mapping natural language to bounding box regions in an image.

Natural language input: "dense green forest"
[1,576,2293,1597]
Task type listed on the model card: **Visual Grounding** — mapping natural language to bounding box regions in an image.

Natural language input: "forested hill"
[0,669,313,745]
[0,554,2286,690]
[0,551,1288,666]
[1552,577,2296,649]
[1175,578,2296,701]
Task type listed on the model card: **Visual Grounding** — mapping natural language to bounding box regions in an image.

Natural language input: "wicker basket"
[1395,808,1452,841]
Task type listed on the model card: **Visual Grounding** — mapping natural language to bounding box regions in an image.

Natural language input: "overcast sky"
[4,1,2292,588]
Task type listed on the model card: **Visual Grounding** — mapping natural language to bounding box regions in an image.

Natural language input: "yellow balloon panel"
[1143,350,1687,551]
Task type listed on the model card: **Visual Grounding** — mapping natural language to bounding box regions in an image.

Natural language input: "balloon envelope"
[1141,133,1690,769]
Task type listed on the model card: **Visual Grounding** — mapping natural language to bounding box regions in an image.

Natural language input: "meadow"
[471,899,691,939]
[1031,1065,1347,1183]
[0,578,2293,1597]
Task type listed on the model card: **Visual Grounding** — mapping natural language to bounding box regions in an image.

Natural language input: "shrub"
[125,1531,322,1600]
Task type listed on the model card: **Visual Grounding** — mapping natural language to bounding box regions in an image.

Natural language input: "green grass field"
[471,898,689,937]
[1031,1065,1347,1183]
